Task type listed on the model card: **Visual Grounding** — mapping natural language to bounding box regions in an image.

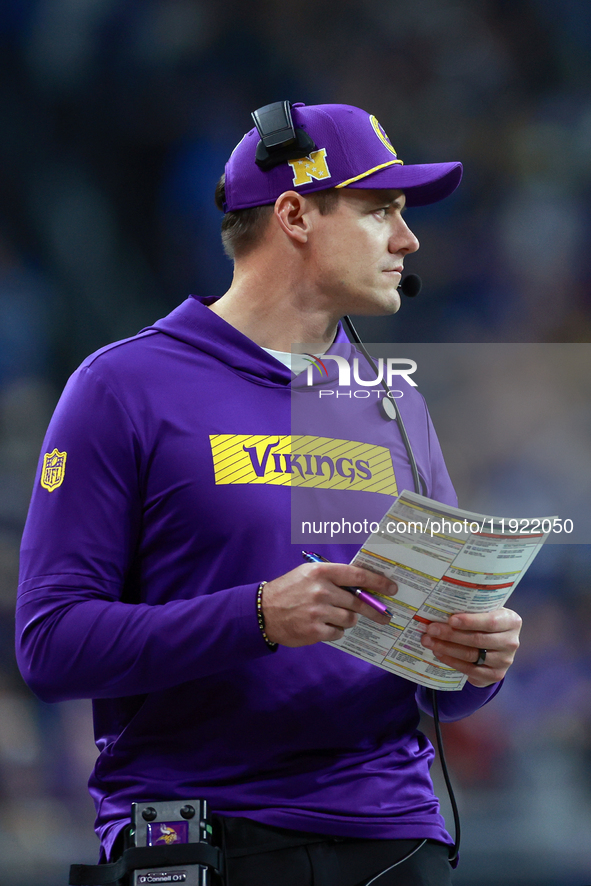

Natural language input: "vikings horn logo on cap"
[369,115,400,158]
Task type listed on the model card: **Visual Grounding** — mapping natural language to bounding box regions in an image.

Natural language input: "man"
[17,102,521,886]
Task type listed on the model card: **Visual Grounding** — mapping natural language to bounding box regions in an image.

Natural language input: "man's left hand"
[420,608,522,687]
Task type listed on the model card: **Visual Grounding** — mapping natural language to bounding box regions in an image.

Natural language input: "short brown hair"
[214,175,340,260]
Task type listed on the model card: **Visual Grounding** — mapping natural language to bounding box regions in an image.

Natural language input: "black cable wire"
[362,838,428,885]
[431,689,461,863]
[342,316,424,496]
[343,316,460,864]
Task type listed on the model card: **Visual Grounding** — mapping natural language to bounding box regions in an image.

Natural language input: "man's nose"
[390,219,419,255]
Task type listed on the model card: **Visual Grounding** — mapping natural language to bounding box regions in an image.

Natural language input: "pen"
[302,550,394,618]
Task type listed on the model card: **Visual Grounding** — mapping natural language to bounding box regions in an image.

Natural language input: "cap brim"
[344,161,463,206]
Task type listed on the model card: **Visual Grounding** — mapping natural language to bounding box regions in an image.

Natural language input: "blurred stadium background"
[1,1,590,883]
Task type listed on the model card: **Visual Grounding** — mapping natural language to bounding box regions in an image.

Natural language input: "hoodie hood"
[147,294,356,388]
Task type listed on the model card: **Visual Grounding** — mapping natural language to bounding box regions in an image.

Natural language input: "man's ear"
[274,191,314,243]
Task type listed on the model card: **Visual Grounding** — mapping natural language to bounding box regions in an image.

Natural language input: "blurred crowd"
[1,1,590,883]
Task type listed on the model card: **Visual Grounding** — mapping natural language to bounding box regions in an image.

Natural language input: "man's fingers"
[329,586,391,626]
[305,562,398,600]
[422,636,504,667]
[425,625,512,652]
[324,600,359,630]
[446,608,522,634]
[423,608,522,652]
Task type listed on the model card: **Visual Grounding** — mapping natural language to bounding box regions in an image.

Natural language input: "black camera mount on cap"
[252,101,317,171]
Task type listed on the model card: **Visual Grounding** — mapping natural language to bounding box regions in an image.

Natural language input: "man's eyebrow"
[372,195,407,211]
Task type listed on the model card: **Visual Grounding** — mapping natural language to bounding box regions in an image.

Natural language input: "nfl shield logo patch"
[41,449,67,491]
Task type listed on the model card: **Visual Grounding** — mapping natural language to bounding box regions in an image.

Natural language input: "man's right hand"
[262,562,397,647]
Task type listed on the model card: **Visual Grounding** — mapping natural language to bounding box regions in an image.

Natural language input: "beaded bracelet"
[256,581,278,651]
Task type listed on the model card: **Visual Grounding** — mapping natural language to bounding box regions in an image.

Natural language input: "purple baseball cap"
[224,102,462,212]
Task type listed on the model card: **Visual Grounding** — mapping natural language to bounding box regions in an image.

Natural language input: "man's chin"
[355,292,401,317]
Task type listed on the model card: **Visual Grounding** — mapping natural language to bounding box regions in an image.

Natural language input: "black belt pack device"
[131,800,215,885]
[69,799,223,886]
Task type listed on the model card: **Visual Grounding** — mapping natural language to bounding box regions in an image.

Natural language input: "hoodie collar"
[146,294,355,388]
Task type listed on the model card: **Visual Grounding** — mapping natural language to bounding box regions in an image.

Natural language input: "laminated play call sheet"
[326,491,554,690]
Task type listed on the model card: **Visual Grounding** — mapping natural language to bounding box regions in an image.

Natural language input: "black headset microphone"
[398,272,422,298]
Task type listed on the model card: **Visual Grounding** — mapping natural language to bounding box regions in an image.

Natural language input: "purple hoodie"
[17,295,499,859]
